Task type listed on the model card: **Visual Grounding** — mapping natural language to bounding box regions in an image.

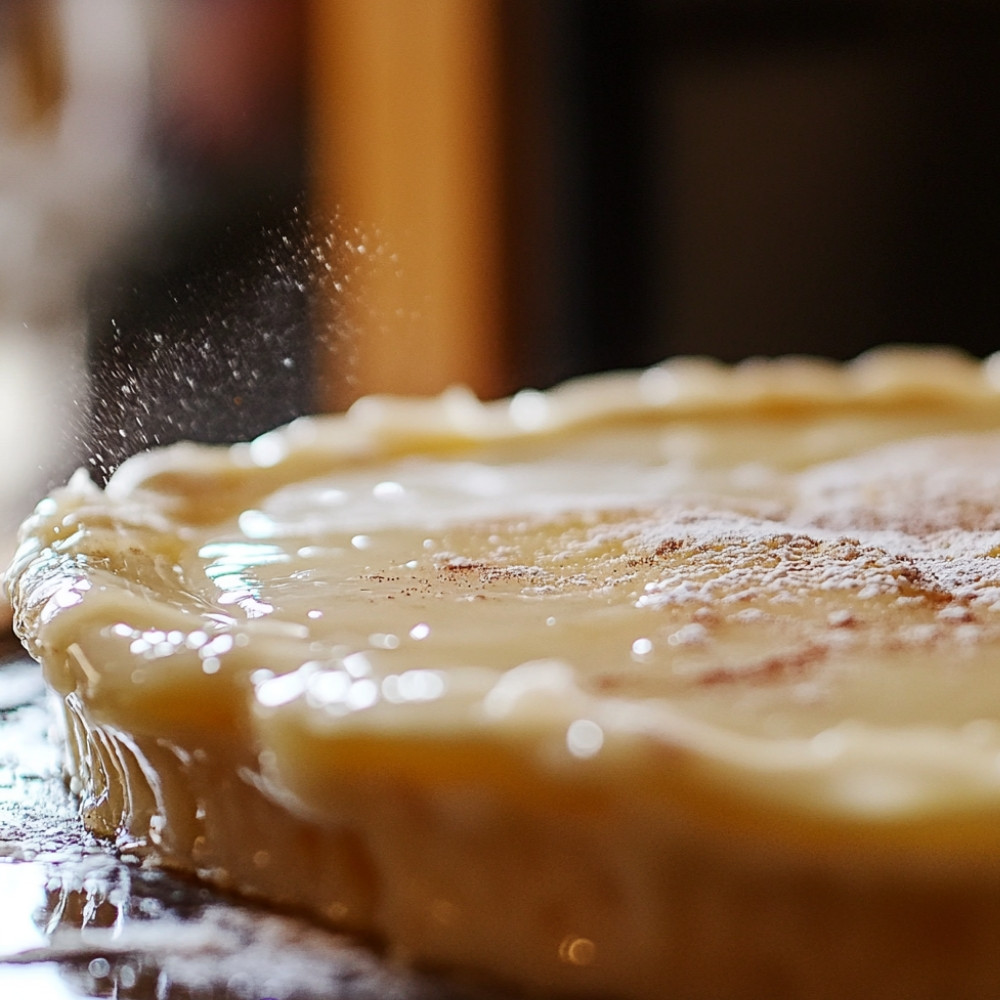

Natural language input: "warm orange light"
[311,0,507,407]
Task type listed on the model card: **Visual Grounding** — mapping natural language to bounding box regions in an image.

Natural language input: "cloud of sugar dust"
[85,203,380,484]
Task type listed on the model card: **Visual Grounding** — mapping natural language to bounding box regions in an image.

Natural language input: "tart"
[9,347,1000,999]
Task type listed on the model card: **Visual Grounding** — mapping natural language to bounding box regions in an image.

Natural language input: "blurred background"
[3,0,1000,547]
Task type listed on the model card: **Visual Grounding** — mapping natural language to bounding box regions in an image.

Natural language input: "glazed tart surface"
[10,347,1000,999]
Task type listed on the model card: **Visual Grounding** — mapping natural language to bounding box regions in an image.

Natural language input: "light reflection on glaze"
[566,719,604,759]
[198,541,290,620]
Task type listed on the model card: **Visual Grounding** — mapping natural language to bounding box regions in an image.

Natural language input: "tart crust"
[11,346,1000,998]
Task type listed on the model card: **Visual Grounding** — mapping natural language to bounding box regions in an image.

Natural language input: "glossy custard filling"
[11,348,1000,998]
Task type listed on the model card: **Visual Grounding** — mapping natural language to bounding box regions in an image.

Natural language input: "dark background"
[86,0,1000,473]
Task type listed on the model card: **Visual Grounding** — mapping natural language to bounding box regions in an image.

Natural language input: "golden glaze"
[11,347,1000,998]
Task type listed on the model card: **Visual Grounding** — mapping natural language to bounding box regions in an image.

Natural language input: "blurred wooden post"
[311,0,509,407]
[6,0,65,128]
